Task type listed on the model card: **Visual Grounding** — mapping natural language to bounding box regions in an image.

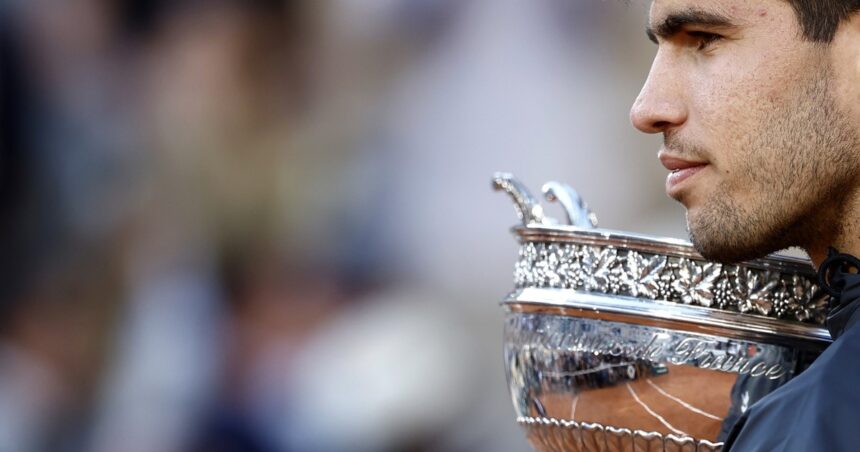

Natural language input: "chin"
[693,243,750,264]
[687,213,775,264]
[678,194,707,220]
[688,225,780,264]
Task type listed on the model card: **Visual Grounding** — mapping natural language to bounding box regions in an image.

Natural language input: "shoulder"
[726,334,860,450]
[759,332,860,411]
[808,324,860,390]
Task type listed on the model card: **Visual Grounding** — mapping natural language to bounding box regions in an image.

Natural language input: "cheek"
[688,75,753,172]
[695,61,776,123]
[832,57,860,130]
[690,56,801,165]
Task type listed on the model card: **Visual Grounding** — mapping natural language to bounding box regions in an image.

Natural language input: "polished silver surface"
[493,172,548,226]
[513,241,828,325]
[504,310,824,451]
[506,290,831,346]
[541,181,598,229]
[495,174,831,452]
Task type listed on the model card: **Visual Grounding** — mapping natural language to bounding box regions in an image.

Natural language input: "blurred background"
[0,0,688,451]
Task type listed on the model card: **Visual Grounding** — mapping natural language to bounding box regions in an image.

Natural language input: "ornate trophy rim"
[494,172,832,338]
[512,224,815,274]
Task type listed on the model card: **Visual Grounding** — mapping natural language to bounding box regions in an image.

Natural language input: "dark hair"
[787,0,860,41]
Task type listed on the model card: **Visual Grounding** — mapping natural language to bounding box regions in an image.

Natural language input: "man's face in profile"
[630,0,860,263]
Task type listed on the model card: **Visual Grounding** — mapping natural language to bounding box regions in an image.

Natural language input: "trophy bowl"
[493,174,831,452]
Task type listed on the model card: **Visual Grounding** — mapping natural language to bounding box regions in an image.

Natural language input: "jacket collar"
[818,248,860,340]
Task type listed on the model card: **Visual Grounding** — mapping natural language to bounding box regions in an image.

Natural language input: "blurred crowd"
[0,0,678,451]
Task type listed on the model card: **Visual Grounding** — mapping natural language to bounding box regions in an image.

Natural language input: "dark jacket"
[724,264,860,451]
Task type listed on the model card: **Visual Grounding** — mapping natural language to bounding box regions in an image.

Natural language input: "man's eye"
[688,31,722,50]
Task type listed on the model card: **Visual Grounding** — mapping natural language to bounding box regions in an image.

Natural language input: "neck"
[807,236,860,269]
[804,191,860,269]
[807,248,827,268]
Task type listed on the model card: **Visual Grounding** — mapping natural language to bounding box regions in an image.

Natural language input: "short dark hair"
[787,0,860,41]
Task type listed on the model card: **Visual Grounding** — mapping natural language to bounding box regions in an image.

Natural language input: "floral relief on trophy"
[713,273,739,310]
[791,275,829,324]
[514,241,827,324]
[581,246,621,293]
[623,251,669,299]
[555,244,582,289]
[672,258,722,307]
[734,269,778,316]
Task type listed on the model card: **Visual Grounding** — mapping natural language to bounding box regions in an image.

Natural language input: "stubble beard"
[686,65,860,263]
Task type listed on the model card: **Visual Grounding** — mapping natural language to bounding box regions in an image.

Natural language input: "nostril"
[652,120,671,130]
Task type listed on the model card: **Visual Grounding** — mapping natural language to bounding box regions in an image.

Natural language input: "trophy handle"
[542,181,598,228]
[492,173,547,226]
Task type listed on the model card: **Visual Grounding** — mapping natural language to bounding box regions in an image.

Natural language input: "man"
[630,0,860,450]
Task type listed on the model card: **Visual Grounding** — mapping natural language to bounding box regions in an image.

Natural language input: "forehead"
[648,0,789,26]
[646,0,809,46]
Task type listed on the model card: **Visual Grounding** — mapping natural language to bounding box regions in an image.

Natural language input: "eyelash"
[688,31,723,50]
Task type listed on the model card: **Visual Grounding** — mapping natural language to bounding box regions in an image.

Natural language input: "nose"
[630,55,688,134]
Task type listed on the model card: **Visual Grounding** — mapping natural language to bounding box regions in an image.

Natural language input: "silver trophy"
[493,173,830,452]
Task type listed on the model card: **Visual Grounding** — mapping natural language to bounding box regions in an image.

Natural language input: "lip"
[659,153,709,197]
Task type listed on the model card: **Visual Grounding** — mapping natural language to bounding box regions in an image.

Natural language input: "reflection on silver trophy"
[493,173,831,452]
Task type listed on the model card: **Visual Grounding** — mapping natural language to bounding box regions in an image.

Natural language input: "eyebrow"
[646,9,735,44]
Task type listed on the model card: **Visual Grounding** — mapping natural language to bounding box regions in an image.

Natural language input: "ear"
[845,13,860,76]
[830,12,860,125]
